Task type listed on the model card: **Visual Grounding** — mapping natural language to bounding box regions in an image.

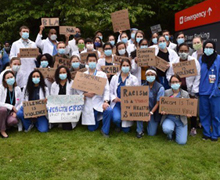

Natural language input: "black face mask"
[5,47,10,53]
[75,33,81,38]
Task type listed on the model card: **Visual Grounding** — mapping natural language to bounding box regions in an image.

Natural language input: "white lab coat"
[66,39,80,56]
[96,56,115,70]
[0,85,22,111]
[168,42,177,51]
[10,38,37,88]
[127,43,135,57]
[131,59,142,85]
[110,73,139,128]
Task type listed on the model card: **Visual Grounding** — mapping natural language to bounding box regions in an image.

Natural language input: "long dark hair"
[54,65,71,84]
[25,70,46,100]
[2,70,17,88]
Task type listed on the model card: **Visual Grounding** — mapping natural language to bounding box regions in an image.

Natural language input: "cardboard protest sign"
[19,48,39,58]
[156,56,169,72]
[101,65,120,75]
[114,55,131,64]
[59,26,76,35]
[47,95,84,123]
[172,60,198,78]
[150,24,162,34]
[70,68,87,80]
[23,100,47,118]
[35,68,56,78]
[113,46,116,54]
[121,86,150,121]
[159,97,198,116]
[41,18,59,26]
[80,51,98,63]
[72,72,107,95]
[111,9,130,33]
[54,56,71,69]
[137,48,156,67]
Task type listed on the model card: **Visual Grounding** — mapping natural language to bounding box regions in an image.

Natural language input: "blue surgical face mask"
[140,45,148,49]
[41,61,49,68]
[104,49,112,56]
[110,40,115,46]
[22,32,29,39]
[177,38,185,45]
[159,42,167,50]
[72,62,80,69]
[12,65,20,72]
[136,37,143,44]
[118,49,126,55]
[94,42,101,47]
[58,49,65,54]
[121,66,130,73]
[131,33,136,39]
[204,48,214,56]
[121,38,128,44]
[146,76,156,83]
[171,83,181,90]
[88,62,96,69]
[152,38,157,44]
[99,36,103,40]
[6,77,15,86]
[59,73,67,80]
[165,35,169,41]
[32,77,40,84]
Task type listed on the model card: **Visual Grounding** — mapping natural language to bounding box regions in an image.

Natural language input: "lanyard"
[8,89,15,105]
[89,70,97,76]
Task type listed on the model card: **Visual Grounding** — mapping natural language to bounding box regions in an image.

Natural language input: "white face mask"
[86,44,94,50]
[12,65,20,72]
[50,34,57,41]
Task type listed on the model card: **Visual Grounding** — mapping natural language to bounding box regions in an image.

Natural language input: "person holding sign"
[110,59,139,133]
[199,40,220,141]
[136,67,164,138]
[53,42,69,63]
[161,74,191,145]
[0,71,22,138]
[17,70,49,132]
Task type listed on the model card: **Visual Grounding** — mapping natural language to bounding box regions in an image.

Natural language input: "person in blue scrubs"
[199,40,220,141]
[136,67,165,138]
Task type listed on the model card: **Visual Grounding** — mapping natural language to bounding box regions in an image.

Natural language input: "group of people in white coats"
[0,24,220,146]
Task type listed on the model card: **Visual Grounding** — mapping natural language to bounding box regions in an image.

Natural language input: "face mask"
[88,62,96,69]
[140,45,148,49]
[193,43,202,51]
[59,73,67,80]
[179,52,189,60]
[118,49,126,55]
[32,77,40,84]
[104,50,112,56]
[75,33,81,38]
[86,44,94,50]
[131,33,135,39]
[204,48,214,56]
[99,36,103,40]
[72,62,80,69]
[146,76,156,83]
[58,49,65,54]
[78,44,85,49]
[121,38,128,44]
[40,61,49,68]
[152,38,157,44]
[136,37,143,44]
[50,34,57,41]
[159,42,167,50]
[22,32,29,39]
[121,66,130,73]
[6,77,15,86]
[165,35,169,41]
[12,65,20,72]
[110,40,115,46]
[4,47,10,52]
[94,42,101,47]
[171,83,180,90]
[177,38,185,45]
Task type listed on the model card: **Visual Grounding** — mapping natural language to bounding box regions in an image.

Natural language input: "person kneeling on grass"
[136,67,165,138]
[17,70,49,132]
[160,74,192,145]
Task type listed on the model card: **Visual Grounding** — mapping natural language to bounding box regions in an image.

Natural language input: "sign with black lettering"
[173,60,197,78]
[19,48,39,58]
[41,18,59,27]
[70,68,87,80]
[156,56,169,72]
[35,68,56,78]
[59,26,76,35]
[54,56,71,69]
[150,24,162,34]
[101,65,120,75]
[137,48,156,67]
[114,55,131,64]
[23,100,47,118]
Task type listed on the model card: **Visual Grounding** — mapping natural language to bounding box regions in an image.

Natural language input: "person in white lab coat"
[149,32,159,46]
[192,36,203,61]
[0,71,22,138]
[162,30,177,51]
[110,58,139,133]
[10,26,37,89]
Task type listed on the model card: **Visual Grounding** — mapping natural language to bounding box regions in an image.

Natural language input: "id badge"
[209,74,216,83]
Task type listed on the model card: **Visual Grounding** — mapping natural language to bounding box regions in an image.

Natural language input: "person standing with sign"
[17,70,49,132]
[162,30,177,51]
[110,59,139,133]
[136,67,164,138]
[10,26,37,89]
[192,36,203,61]
[0,71,22,138]
[161,74,191,145]
[199,40,220,141]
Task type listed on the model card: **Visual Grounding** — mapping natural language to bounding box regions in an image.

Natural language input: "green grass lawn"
[1,124,220,180]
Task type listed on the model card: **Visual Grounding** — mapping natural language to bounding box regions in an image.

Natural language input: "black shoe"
[136,132,144,138]
[211,138,218,142]
[202,136,210,140]
[101,130,109,138]
[0,133,9,138]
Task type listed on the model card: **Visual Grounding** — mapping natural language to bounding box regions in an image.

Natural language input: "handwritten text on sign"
[159,97,198,116]
[23,100,47,118]
[101,65,120,75]
[47,95,84,123]
[41,18,59,26]
[19,48,39,58]
[156,56,169,72]
[172,60,198,78]
[137,48,156,67]
[121,86,150,121]
[72,72,107,95]
[35,68,56,78]
[70,68,87,80]
[59,26,76,35]
[114,55,131,64]
[54,56,71,69]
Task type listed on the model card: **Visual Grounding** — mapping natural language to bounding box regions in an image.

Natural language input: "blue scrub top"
[149,86,165,109]
[117,74,129,99]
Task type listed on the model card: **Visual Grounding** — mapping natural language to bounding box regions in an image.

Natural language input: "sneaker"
[136,132,144,138]
[101,130,109,138]
[202,136,210,140]
[24,123,34,133]
[190,128,197,136]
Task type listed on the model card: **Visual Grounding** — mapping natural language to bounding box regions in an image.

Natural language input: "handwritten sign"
[35,68,56,78]
[173,60,198,78]
[159,97,198,116]
[23,100,47,118]
[70,68,87,80]
[47,95,84,123]
[114,55,130,64]
[137,48,156,67]
[156,56,169,72]
[150,24,162,34]
[72,72,107,95]
[111,9,130,33]
[54,56,71,69]
[80,51,98,63]
[59,26,76,35]
[41,18,59,27]
[121,86,150,121]
[101,65,120,75]
[19,48,39,58]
